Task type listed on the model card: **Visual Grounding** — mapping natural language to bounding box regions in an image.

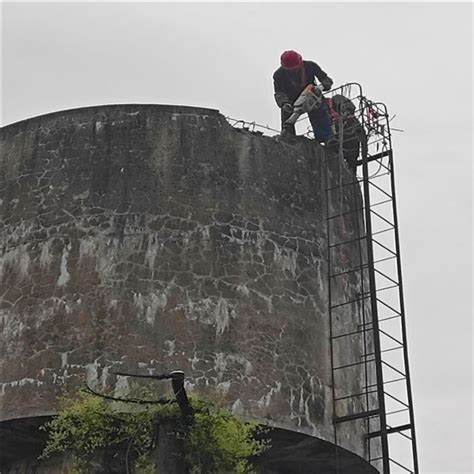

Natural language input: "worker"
[327,94,368,173]
[273,50,334,142]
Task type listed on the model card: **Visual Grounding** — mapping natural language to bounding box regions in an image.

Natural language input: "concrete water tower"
[0,100,416,472]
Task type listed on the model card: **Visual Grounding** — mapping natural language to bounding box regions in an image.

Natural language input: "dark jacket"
[333,117,368,171]
[273,60,333,108]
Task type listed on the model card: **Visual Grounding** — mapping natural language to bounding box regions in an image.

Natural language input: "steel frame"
[323,83,418,473]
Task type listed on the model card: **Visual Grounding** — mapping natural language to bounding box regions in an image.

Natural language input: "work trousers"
[281,100,334,143]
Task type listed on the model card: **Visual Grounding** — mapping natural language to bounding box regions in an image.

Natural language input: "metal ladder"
[323,83,419,473]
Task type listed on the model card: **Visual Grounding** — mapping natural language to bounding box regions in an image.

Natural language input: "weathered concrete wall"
[0,104,370,461]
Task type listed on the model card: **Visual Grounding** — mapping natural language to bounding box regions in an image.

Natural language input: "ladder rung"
[334,389,378,401]
[367,423,412,439]
[330,293,370,310]
[355,150,391,166]
[356,284,399,300]
[363,346,404,357]
[373,283,399,294]
[327,197,393,221]
[375,255,397,265]
[371,197,393,208]
[381,346,403,355]
[334,408,380,424]
[332,284,398,309]
[371,226,394,238]
[386,424,414,443]
[358,313,404,328]
[329,262,399,280]
[379,314,402,323]
[331,327,372,340]
[366,376,406,389]
[333,359,375,371]
[330,264,368,278]
[329,235,365,248]
[365,170,391,181]
[386,408,409,416]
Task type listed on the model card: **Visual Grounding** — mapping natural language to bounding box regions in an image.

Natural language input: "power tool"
[284,84,325,127]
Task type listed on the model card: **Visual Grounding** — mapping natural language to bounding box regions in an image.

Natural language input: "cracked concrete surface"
[0,104,375,461]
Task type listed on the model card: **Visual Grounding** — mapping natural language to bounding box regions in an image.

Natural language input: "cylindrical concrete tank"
[0,105,374,470]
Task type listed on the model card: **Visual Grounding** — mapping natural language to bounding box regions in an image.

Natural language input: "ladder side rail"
[385,140,419,472]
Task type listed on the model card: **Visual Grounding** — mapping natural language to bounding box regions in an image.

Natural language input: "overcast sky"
[2,2,472,472]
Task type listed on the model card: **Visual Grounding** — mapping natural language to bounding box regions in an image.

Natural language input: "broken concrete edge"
[0,103,318,151]
[0,104,221,131]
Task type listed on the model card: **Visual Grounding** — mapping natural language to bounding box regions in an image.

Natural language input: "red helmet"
[280,50,303,70]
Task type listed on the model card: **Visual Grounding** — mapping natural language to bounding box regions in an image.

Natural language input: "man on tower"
[273,50,334,143]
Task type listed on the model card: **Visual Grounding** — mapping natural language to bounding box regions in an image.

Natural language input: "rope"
[82,383,176,405]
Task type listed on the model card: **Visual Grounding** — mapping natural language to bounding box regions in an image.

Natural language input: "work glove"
[321,77,334,91]
[282,103,293,113]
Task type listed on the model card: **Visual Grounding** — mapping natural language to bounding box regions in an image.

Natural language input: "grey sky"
[2,2,473,472]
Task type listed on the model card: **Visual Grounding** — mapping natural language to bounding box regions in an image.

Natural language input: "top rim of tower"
[1,103,222,131]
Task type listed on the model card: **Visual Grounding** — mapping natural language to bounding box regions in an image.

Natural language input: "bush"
[40,389,269,473]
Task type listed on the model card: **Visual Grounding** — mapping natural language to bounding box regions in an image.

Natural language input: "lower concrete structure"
[1,416,377,473]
